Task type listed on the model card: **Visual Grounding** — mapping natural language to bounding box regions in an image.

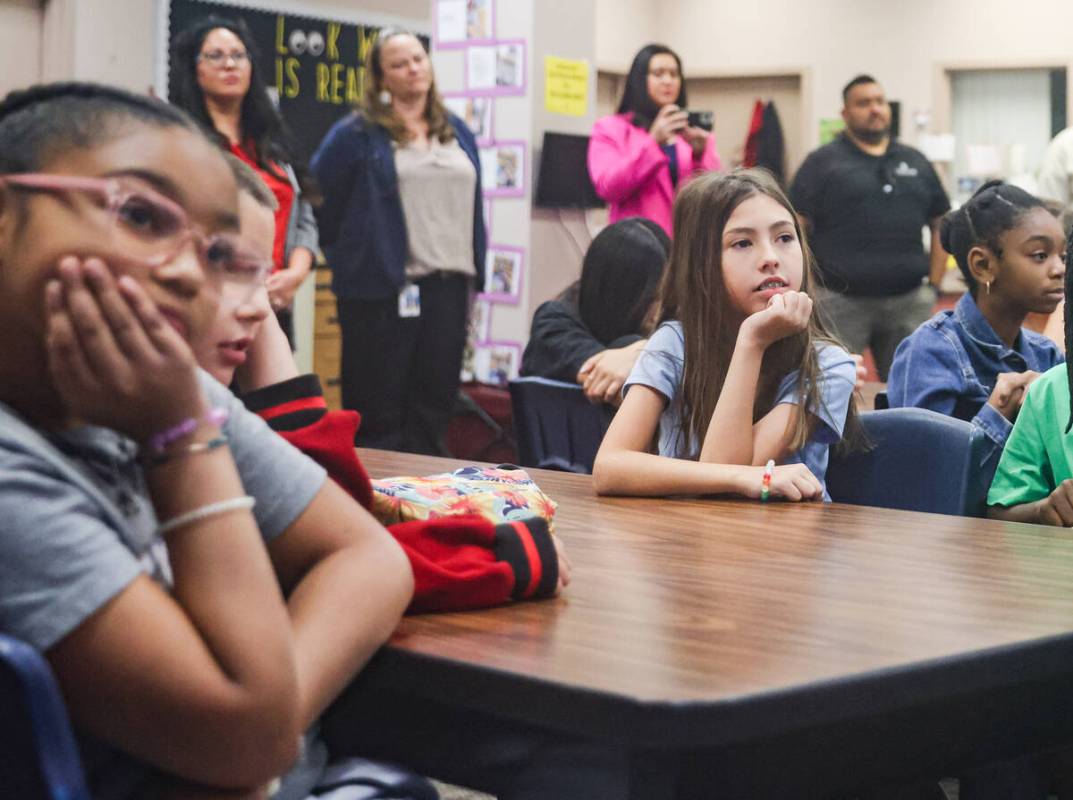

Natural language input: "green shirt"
[988,363,1073,507]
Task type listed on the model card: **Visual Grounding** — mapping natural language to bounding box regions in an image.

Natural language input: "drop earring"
[379,89,392,105]
[985,280,991,295]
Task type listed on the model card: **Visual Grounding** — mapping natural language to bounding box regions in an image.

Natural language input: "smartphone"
[686,110,714,131]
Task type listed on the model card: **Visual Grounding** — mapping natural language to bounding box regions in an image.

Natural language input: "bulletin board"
[163,0,428,161]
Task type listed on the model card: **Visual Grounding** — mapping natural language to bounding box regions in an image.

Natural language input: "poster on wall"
[465,41,526,95]
[473,341,521,387]
[164,0,429,162]
[442,93,494,143]
[544,55,589,117]
[482,244,524,303]
[479,141,526,197]
[434,0,495,48]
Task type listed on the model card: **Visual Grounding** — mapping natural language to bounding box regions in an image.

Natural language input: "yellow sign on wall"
[545,56,589,117]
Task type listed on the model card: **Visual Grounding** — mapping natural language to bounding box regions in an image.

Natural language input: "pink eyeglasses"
[0,173,271,303]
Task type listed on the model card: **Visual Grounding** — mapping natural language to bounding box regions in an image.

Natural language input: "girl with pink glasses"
[0,82,418,799]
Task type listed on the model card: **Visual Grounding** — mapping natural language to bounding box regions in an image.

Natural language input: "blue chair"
[509,377,613,474]
[0,634,90,800]
[826,407,989,517]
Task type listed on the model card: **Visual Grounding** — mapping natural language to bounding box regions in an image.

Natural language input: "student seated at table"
[988,236,1073,527]
[520,216,669,405]
[197,154,568,612]
[0,81,426,800]
[593,168,861,502]
[887,181,1065,480]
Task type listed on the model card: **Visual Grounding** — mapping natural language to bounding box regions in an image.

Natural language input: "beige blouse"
[395,136,477,280]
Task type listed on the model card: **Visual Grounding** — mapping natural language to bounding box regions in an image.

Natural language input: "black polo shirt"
[789,133,950,297]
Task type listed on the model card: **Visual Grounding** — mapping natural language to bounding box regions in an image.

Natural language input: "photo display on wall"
[481,244,524,304]
[473,341,521,387]
[434,0,495,48]
[479,141,527,198]
[442,93,494,144]
[433,0,528,386]
[465,41,526,95]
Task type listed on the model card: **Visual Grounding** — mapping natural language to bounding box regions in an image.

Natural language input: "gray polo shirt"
[0,371,326,797]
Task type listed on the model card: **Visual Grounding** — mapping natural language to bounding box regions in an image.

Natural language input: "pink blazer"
[588,112,722,237]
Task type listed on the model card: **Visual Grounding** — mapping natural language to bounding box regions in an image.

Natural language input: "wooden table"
[340,449,1073,798]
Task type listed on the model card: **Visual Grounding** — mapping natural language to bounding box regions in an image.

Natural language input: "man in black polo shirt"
[790,74,950,380]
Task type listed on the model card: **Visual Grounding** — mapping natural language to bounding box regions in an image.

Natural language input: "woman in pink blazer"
[588,44,721,236]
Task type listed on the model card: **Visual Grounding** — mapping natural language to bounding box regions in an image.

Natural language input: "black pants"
[323,687,638,800]
[337,273,470,455]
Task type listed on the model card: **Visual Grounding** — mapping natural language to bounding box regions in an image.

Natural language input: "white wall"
[0,0,43,97]
[528,0,597,309]
[593,0,657,73]
[597,0,1073,154]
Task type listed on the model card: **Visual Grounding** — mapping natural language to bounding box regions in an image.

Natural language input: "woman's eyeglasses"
[0,173,270,304]
[198,50,250,67]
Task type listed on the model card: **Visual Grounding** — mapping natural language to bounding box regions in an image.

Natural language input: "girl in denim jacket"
[887,180,1065,477]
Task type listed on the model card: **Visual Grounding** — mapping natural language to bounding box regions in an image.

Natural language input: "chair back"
[826,407,988,517]
[509,377,612,474]
[0,634,90,800]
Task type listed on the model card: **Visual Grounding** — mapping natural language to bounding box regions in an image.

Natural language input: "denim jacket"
[310,111,486,300]
[887,292,1064,476]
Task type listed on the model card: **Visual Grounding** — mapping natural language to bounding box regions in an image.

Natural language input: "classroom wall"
[598,0,1073,158]
[0,0,43,97]
[528,0,598,310]
[36,0,430,94]
[591,0,657,75]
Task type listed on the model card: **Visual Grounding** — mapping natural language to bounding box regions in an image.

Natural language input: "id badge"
[398,283,421,318]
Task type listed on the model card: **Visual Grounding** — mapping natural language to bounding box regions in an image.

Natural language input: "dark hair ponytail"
[939,179,1044,296]
[0,82,197,173]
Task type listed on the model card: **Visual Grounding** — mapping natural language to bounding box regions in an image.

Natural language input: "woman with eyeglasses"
[588,44,721,237]
[0,81,416,799]
[311,29,486,456]
[170,15,318,345]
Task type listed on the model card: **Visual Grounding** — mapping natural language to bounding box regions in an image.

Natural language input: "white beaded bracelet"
[157,496,256,536]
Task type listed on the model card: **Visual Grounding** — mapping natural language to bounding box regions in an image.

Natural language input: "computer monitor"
[534,131,606,209]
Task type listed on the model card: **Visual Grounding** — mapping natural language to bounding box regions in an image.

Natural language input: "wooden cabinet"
[312,267,342,410]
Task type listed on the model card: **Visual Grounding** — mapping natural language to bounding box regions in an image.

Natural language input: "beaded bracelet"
[145,407,229,456]
[157,495,256,536]
[760,459,774,503]
[139,435,229,467]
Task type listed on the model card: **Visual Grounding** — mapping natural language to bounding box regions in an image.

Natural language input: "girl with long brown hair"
[593,168,860,501]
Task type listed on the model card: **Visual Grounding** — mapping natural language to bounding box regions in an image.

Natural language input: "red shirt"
[230,143,295,272]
